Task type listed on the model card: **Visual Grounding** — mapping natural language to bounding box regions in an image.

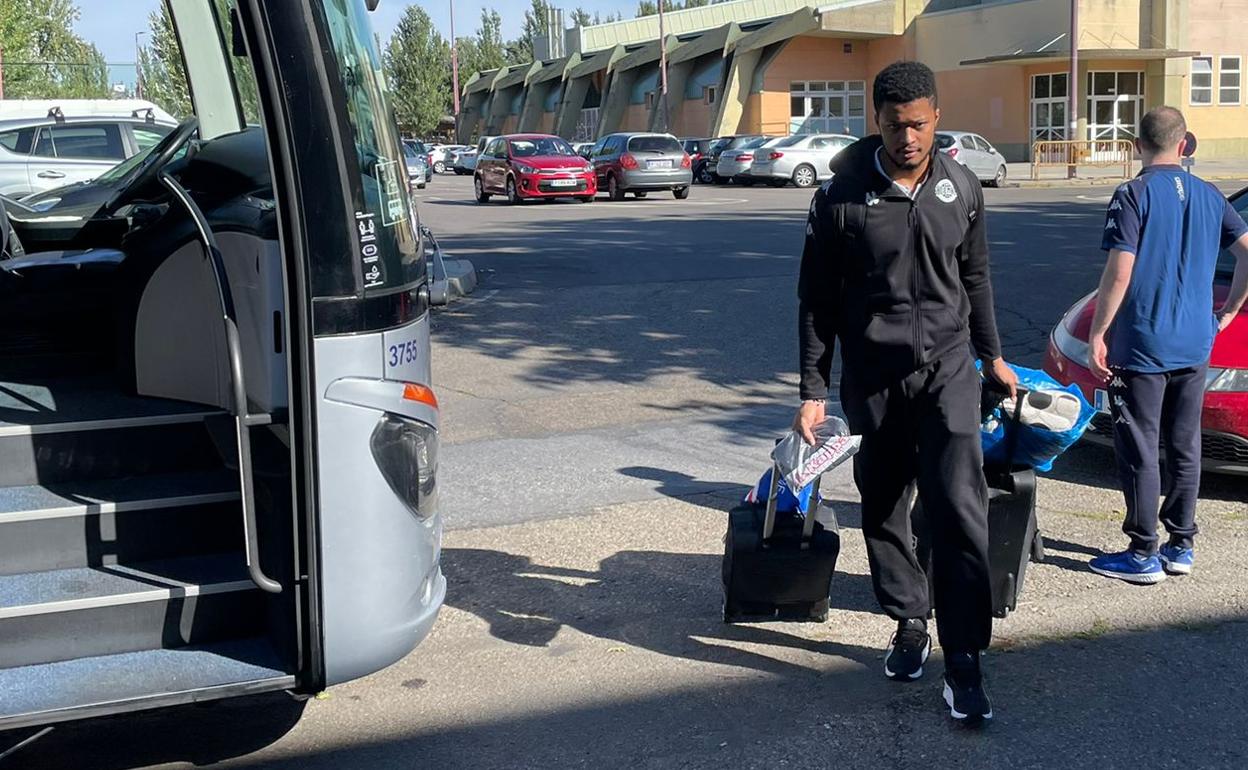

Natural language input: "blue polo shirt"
[1102,164,1248,372]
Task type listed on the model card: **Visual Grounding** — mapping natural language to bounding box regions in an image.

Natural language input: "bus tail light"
[370,413,439,520]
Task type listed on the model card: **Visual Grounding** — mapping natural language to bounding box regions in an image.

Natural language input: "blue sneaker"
[1089,550,1167,584]
[1159,544,1194,575]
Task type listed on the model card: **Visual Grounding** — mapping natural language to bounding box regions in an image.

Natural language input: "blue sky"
[75,0,638,87]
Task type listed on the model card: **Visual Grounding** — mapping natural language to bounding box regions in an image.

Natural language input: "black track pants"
[1107,365,1205,556]
[851,351,992,653]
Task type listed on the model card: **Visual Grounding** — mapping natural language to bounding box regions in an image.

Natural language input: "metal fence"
[1030,139,1134,180]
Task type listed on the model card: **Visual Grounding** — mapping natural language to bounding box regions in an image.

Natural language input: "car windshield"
[628,135,682,153]
[710,138,731,154]
[510,137,574,157]
[936,134,957,149]
[740,137,772,150]
[1217,191,1248,277]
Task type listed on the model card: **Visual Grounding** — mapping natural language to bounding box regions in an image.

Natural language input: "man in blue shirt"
[1088,106,1248,583]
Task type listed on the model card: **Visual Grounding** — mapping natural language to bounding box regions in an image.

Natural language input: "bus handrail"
[159,171,283,595]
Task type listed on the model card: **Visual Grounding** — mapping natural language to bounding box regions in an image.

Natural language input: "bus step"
[0,552,265,670]
[0,637,293,731]
[0,470,242,576]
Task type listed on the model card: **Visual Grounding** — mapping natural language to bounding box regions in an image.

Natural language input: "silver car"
[0,113,176,198]
[937,131,1008,187]
[713,136,778,185]
[590,132,693,201]
[749,133,856,188]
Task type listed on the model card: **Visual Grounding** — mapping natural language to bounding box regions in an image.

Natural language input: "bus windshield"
[319,0,421,294]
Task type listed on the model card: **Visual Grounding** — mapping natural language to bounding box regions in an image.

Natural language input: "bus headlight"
[369,413,438,520]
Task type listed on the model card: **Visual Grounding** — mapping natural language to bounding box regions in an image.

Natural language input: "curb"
[1012,173,1248,189]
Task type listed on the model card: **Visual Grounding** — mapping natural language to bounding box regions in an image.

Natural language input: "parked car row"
[472,132,694,205]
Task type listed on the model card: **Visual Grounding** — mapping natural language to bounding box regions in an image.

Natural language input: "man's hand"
[1088,333,1111,382]
[793,399,826,446]
[984,357,1018,399]
[1218,309,1237,333]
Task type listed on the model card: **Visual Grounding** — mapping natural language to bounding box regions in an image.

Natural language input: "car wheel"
[506,177,522,205]
[608,175,626,202]
[673,186,689,200]
[991,164,1007,188]
[792,164,817,188]
[474,175,490,203]
[634,191,648,199]
[696,163,714,184]
[434,161,446,174]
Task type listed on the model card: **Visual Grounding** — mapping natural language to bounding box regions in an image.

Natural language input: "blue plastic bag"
[744,467,815,514]
[980,363,1096,472]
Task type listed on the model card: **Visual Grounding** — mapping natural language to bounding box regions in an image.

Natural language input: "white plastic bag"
[771,416,862,491]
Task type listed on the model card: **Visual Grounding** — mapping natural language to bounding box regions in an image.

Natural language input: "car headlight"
[1207,368,1248,391]
[514,163,537,174]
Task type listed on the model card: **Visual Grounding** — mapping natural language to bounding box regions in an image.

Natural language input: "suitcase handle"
[762,461,822,545]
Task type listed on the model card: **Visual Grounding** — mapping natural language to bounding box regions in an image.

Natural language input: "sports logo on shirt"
[934,179,957,203]
[1108,199,1122,211]
[1174,176,1186,202]
[1105,219,1118,230]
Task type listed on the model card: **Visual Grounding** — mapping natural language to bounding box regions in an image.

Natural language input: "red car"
[473,134,596,204]
[1043,186,1248,474]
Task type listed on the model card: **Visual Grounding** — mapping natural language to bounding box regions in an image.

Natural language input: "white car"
[748,133,856,188]
[936,131,1009,187]
[0,104,177,198]
[428,144,468,174]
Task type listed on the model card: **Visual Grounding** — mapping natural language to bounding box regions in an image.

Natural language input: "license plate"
[647,160,672,169]
[550,179,577,187]
[1094,388,1110,415]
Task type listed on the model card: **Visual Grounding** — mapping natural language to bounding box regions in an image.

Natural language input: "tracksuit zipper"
[910,201,922,369]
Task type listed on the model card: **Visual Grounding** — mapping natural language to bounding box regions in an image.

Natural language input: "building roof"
[960,47,1201,67]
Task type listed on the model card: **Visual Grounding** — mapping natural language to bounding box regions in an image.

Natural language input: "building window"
[645,91,656,110]
[1030,73,1068,142]
[703,85,717,105]
[1192,57,1213,105]
[789,80,866,136]
[1221,56,1241,104]
[1086,71,1144,141]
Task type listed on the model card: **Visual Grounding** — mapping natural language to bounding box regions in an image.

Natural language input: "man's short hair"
[1138,106,1187,153]
[873,61,938,113]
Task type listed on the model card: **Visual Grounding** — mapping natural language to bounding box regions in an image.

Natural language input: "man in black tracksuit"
[793,62,1016,723]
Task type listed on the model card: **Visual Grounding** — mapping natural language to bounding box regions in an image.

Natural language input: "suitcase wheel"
[1030,532,1046,564]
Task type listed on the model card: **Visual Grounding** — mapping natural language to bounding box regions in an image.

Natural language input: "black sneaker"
[943,652,993,724]
[884,618,931,681]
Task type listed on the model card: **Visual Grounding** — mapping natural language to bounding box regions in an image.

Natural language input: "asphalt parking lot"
[19,172,1248,769]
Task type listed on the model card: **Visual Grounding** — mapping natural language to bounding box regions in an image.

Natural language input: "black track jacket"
[798,136,1002,425]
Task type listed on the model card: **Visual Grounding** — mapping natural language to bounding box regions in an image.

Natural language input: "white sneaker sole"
[1089,564,1167,584]
[884,637,931,681]
[1160,557,1193,575]
[944,681,993,722]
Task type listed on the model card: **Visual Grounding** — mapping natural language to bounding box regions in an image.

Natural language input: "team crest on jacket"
[935,178,957,203]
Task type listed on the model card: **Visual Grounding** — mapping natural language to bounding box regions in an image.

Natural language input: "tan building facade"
[458,0,1248,161]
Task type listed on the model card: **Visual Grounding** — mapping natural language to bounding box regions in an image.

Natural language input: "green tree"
[476,10,507,72]
[636,1,658,18]
[137,5,191,117]
[383,5,450,135]
[571,7,592,28]
[0,0,109,99]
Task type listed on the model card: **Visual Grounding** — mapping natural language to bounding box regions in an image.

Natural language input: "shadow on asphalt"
[439,546,882,669]
[2,691,305,769]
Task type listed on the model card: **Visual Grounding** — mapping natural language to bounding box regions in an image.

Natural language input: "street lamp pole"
[450,0,461,140]
[658,0,669,132]
[1068,0,1078,179]
[135,31,148,100]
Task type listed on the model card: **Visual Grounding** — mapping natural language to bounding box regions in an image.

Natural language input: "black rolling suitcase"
[722,466,840,623]
[913,391,1043,619]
